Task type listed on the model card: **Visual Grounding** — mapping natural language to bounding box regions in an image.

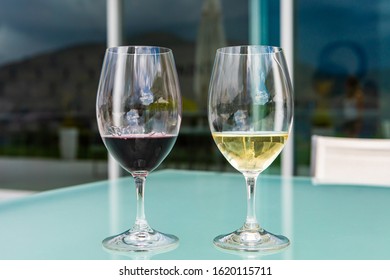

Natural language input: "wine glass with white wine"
[208,45,293,252]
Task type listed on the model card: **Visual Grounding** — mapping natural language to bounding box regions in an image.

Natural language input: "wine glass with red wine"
[96,46,181,252]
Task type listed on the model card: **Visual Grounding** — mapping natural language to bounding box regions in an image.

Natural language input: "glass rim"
[216,45,283,55]
[106,45,173,55]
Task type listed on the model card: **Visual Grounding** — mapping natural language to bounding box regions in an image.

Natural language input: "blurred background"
[0,0,389,193]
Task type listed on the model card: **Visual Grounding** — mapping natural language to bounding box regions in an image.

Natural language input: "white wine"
[212,132,288,173]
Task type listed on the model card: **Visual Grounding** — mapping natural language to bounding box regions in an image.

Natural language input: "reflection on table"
[0,169,389,260]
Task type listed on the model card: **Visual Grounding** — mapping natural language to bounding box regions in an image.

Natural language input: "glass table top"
[0,169,389,260]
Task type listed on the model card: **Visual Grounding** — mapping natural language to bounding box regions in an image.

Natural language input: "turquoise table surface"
[1,169,390,260]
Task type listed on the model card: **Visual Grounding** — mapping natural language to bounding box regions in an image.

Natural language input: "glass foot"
[103,223,178,253]
[213,224,289,253]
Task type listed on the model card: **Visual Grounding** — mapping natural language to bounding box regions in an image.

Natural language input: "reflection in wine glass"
[96,46,182,252]
[208,45,294,252]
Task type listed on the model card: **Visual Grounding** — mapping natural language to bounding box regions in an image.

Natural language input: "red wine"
[103,134,177,174]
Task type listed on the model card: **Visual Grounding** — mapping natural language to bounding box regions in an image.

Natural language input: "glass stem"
[244,175,260,229]
[134,176,148,227]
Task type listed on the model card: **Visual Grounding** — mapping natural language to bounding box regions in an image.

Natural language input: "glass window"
[295,0,390,174]
[0,0,108,192]
[0,0,249,192]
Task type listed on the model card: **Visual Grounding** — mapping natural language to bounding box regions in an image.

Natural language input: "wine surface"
[103,134,177,174]
[212,132,288,173]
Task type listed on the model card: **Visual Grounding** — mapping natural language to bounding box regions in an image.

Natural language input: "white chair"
[311,135,390,187]
[0,189,35,202]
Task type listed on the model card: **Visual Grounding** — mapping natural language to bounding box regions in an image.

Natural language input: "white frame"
[107,0,123,179]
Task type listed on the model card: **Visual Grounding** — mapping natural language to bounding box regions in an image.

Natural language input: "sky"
[0,0,248,66]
